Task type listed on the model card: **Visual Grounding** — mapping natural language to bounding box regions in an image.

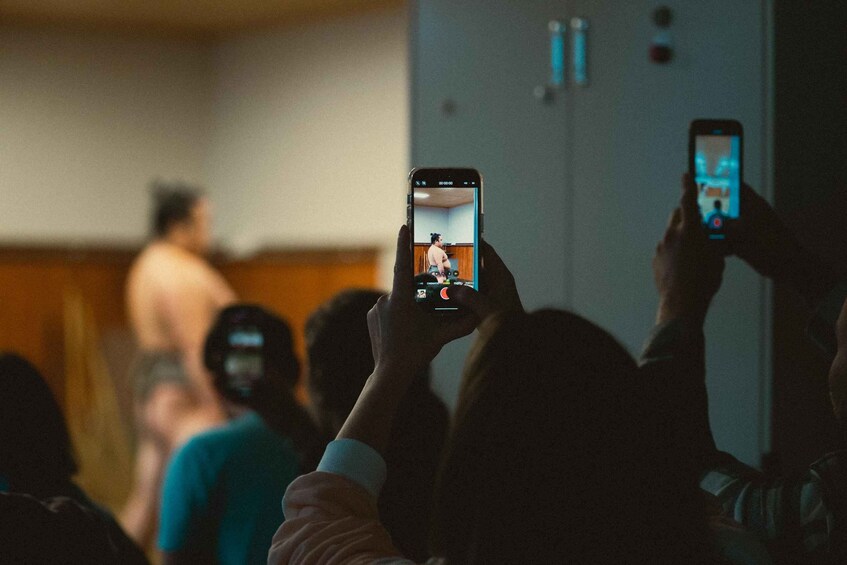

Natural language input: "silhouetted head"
[150,180,211,254]
[204,304,300,411]
[431,310,712,563]
[305,289,385,435]
[714,200,723,210]
[0,353,77,484]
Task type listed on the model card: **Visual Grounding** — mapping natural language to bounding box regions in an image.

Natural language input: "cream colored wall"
[205,7,408,287]
[0,26,211,244]
[0,8,409,290]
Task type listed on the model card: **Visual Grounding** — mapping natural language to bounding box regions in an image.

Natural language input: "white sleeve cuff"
[317,438,387,498]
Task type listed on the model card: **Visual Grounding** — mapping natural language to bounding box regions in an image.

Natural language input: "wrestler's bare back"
[127,241,235,354]
[428,245,450,271]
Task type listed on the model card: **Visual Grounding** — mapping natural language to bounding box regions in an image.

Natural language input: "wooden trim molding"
[0,243,379,266]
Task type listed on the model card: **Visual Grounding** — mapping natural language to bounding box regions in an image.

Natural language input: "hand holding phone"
[368,225,477,375]
[688,119,743,241]
[443,239,524,321]
[653,174,726,324]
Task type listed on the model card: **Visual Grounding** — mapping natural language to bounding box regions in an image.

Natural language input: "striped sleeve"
[701,451,847,561]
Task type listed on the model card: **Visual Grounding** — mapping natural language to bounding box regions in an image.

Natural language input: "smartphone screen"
[690,120,742,240]
[224,326,264,398]
[408,168,482,313]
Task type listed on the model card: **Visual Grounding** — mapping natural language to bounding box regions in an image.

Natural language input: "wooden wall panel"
[413,243,474,281]
[0,245,379,407]
[219,250,380,373]
[450,244,474,282]
[0,252,133,400]
[0,263,65,396]
[414,244,429,275]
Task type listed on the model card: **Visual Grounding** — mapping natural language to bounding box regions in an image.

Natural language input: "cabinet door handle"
[549,19,566,88]
[571,17,589,86]
[536,20,566,103]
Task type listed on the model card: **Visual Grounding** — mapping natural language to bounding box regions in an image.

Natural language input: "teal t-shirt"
[158,412,300,564]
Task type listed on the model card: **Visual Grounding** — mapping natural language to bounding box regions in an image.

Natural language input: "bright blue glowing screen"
[694,135,740,234]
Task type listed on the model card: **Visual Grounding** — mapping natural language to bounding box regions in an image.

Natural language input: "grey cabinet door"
[412,0,573,407]
[412,0,770,466]
[566,0,768,466]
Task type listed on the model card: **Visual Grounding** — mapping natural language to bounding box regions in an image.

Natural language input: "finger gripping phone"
[407,168,483,313]
[688,119,743,240]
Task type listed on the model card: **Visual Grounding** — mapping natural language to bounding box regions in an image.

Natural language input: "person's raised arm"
[269,227,477,565]
[337,225,476,454]
[652,173,725,327]
[639,174,725,462]
[340,231,526,454]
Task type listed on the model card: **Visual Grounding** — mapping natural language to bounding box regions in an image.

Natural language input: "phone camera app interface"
[413,182,478,311]
[693,135,740,236]
[225,327,264,397]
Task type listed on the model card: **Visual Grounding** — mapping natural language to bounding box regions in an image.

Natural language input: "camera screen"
[693,134,740,238]
[225,327,263,397]
[228,328,264,348]
[412,179,479,312]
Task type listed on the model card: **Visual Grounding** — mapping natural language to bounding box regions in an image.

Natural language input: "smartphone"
[407,168,483,313]
[688,119,743,240]
[224,326,264,399]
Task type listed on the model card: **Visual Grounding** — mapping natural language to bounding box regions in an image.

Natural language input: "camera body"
[203,304,298,405]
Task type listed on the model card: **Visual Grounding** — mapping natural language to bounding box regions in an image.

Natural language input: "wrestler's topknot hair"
[149,179,205,237]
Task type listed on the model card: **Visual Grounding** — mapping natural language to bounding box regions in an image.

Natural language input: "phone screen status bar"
[413,180,477,187]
